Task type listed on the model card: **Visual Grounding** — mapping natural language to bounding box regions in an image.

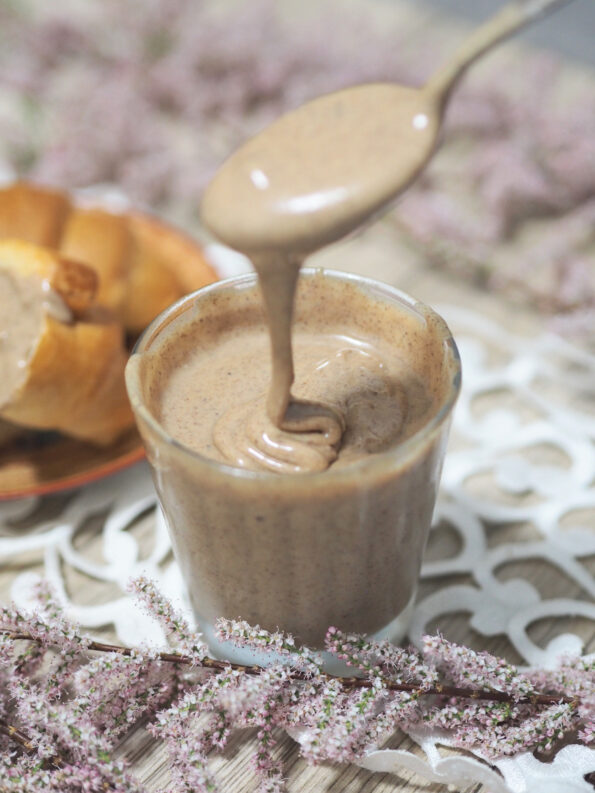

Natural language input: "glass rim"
[126,267,462,486]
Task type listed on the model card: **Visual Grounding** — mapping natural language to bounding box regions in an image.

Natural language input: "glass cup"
[125,268,461,663]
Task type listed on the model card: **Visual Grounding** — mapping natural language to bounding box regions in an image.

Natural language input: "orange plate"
[0,181,220,502]
[0,426,145,501]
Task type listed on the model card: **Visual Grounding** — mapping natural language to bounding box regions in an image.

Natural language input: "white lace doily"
[1,273,594,792]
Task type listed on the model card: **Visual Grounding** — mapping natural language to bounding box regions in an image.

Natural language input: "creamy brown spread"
[150,274,439,474]
[132,269,454,645]
[0,270,70,407]
[201,83,437,255]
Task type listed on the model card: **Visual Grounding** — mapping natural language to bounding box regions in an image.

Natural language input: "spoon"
[202,0,574,255]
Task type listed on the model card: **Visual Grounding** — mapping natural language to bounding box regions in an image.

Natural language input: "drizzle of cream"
[0,272,71,407]
[41,279,72,323]
[212,343,408,473]
[213,396,341,473]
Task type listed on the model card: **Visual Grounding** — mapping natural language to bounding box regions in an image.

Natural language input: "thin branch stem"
[1,628,576,706]
[0,719,63,769]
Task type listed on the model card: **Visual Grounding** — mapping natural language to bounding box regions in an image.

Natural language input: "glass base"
[197,592,416,674]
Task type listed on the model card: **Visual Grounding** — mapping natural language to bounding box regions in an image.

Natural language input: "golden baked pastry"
[121,212,208,332]
[0,239,133,445]
[59,206,131,316]
[0,181,217,334]
[0,182,71,248]
[0,181,217,449]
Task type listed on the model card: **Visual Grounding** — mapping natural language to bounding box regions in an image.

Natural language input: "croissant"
[0,239,133,445]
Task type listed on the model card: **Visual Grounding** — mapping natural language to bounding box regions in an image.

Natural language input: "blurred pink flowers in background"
[0,0,593,339]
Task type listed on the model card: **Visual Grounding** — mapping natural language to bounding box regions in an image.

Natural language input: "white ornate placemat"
[1,298,594,792]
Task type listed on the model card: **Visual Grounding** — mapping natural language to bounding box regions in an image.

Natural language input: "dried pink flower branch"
[0,577,592,792]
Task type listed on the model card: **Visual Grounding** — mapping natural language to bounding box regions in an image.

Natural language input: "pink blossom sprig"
[449,701,577,758]
[71,648,178,739]
[148,685,222,793]
[423,634,535,700]
[326,626,438,689]
[130,576,208,663]
[316,627,437,759]
[528,653,595,745]
[216,617,322,675]
[0,580,593,793]
[0,582,90,657]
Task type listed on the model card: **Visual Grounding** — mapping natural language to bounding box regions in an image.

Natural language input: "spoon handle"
[425,0,575,104]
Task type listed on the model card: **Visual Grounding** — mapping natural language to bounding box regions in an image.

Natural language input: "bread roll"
[0,239,133,445]
[0,181,217,334]
[59,207,131,314]
[0,181,217,446]
[0,183,70,247]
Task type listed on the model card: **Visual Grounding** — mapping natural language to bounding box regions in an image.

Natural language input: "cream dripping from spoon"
[202,0,573,472]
